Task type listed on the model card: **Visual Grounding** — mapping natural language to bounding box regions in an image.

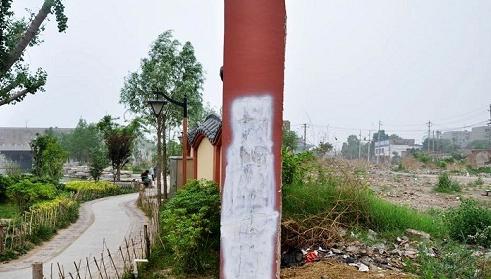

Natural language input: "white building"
[374,138,418,159]
[441,130,470,148]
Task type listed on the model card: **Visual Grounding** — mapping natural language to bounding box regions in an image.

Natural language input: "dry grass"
[281,260,415,279]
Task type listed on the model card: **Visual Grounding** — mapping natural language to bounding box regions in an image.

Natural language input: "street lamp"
[148,99,166,118]
[149,92,189,195]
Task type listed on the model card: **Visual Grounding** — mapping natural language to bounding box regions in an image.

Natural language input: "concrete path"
[0,193,146,279]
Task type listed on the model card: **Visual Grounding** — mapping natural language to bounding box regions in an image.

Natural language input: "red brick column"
[221,1,286,278]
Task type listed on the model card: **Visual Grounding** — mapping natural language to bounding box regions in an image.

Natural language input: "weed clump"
[434,173,461,193]
[446,200,491,247]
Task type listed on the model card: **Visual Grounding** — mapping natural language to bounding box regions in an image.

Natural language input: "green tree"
[0,0,67,106]
[59,119,104,163]
[88,146,109,181]
[97,115,140,181]
[120,30,204,199]
[313,141,333,157]
[341,135,361,159]
[282,128,299,151]
[31,134,68,182]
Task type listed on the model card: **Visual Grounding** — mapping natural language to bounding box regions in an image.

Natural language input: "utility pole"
[427,121,432,154]
[367,130,371,163]
[432,130,435,153]
[376,121,382,164]
[488,104,491,145]
[302,123,307,150]
[358,130,362,160]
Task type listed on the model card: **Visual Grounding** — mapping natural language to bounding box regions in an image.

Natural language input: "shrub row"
[65,180,134,201]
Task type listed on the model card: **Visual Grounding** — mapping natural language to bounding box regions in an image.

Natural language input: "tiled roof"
[0,127,73,151]
[188,114,222,147]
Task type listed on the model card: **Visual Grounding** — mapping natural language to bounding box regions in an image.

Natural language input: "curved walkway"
[0,193,146,279]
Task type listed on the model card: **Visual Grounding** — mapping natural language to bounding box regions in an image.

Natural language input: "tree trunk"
[156,115,162,206]
[163,114,168,200]
[116,166,121,181]
[1,0,53,76]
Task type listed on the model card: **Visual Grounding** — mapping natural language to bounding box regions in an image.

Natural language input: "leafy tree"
[59,119,104,163]
[341,135,362,159]
[0,0,68,106]
[313,141,333,157]
[120,30,204,199]
[88,146,109,181]
[31,134,68,182]
[422,138,459,153]
[97,115,140,181]
[282,128,300,151]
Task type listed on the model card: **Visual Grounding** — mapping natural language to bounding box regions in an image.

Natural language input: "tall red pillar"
[221,1,286,278]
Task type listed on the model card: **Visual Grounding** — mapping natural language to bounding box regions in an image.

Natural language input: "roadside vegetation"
[139,180,220,278]
[0,133,136,262]
[137,148,491,278]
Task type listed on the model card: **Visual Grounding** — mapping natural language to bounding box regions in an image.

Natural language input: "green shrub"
[446,200,491,247]
[282,149,315,185]
[160,180,220,273]
[0,175,14,202]
[6,180,58,211]
[31,134,68,182]
[65,180,128,201]
[434,173,461,193]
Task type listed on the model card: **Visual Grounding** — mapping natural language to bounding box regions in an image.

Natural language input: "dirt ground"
[281,260,414,279]
[366,169,491,211]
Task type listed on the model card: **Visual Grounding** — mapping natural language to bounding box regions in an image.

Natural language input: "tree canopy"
[97,115,140,181]
[120,30,204,128]
[0,0,67,106]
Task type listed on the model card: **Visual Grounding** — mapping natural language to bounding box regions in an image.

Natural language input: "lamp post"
[147,98,166,204]
[149,92,189,194]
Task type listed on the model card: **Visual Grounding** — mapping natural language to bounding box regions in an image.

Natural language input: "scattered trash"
[305,250,320,263]
[349,262,369,272]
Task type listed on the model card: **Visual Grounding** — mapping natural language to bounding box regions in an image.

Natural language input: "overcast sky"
[1,0,490,146]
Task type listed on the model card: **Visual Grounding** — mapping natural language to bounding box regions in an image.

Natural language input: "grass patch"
[283,178,447,240]
[405,241,491,279]
[434,172,461,193]
[0,202,20,218]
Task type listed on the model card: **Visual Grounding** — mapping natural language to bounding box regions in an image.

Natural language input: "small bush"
[434,173,461,193]
[0,175,14,202]
[282,149,315,185]
[160,180,220,273]
[446,200,491,247]
[6,180,58,211]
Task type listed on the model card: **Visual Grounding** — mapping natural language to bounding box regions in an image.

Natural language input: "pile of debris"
[63,165,136,181]
[282,229,434,273]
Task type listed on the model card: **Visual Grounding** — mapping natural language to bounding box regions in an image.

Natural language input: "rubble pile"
[63,165,136,181]
[283,229,436,273]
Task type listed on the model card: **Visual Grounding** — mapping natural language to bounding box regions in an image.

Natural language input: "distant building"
[470,126,491,143]
[374,138,418,159]
[0,127,72,173]
[440,130,470,148]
